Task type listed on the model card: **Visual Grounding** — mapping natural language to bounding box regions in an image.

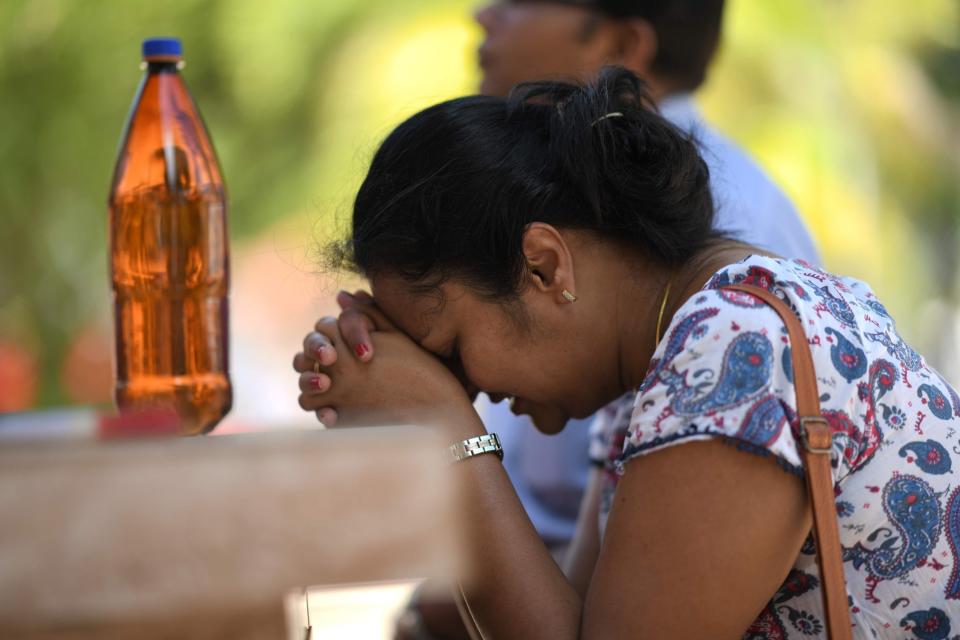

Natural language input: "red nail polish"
[355,343,370,358]
[310,376,325,390]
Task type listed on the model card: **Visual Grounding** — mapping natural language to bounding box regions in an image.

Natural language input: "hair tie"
[590,111,624,127]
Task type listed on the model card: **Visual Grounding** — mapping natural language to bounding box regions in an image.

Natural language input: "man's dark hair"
[337,67,718,303]
[597,0,726,92]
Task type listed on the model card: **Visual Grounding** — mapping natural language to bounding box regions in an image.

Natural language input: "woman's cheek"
[455,354,487,397]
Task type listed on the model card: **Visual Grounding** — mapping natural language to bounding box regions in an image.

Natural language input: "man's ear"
[522,222,576,303]
[611,18,658,79]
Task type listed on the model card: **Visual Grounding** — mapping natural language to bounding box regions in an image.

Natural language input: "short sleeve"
[620,288,804,476]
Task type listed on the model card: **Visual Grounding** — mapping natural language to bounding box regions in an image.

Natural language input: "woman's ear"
[522,222,576,303]
[611,18,658,81]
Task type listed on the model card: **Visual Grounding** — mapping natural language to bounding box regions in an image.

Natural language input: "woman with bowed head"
[293,68,960,638]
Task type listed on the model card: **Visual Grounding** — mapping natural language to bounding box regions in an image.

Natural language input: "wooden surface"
[0,427,460,638]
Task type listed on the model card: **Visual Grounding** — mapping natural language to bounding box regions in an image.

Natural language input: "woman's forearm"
[448,415,582,639]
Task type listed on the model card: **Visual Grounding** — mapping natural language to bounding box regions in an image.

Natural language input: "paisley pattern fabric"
[591,256,960,638]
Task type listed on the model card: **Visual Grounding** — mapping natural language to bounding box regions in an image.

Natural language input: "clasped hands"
[292,291,475,429]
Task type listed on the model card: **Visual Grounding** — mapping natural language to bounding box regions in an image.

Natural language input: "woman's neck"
[614,240,770,393]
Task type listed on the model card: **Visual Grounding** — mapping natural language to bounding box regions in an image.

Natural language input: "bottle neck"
[145,60,180,74]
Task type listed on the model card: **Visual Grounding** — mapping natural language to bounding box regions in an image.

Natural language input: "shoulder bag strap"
[724,284,853,640]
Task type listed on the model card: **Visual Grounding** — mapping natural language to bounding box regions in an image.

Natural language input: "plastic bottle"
[108,37,231,435]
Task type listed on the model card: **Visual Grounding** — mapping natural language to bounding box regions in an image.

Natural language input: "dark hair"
[596,0,726,92]
[340,66,716,302]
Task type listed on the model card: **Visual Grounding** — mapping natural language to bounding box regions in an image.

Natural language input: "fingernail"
[314,345,325,358]
[309,376,325,390]
[355,343,370,358]
[319,408,337,427]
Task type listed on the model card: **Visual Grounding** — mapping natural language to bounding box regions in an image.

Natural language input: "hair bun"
[344,66,716,302]
[504,66,714,265]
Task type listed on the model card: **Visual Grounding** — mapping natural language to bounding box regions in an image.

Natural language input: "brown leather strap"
[725,284,852,640]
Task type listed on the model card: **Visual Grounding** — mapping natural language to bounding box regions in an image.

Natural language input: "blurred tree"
[0,0,957,409]
[699,0,959,374]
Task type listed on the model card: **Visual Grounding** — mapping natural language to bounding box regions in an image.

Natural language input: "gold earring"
[562,289,577,303]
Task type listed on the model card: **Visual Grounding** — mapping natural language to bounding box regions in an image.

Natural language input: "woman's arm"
[296,323,584,636]
[450,430,810,639]
[583,439,811,639]
[444,411,583,639]
[563,467,604,599]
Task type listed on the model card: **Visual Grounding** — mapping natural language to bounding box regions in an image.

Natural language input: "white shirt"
[484,96,821,543]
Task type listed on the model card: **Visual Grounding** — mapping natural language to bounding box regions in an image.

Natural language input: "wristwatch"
[447,433,503,463]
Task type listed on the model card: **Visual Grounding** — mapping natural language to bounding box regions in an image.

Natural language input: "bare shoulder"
[582,439,810,640]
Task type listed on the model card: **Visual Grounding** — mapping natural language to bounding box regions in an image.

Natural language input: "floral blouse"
[590,256,960,639]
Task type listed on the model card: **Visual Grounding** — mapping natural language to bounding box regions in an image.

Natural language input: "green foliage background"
[0,0,957,408]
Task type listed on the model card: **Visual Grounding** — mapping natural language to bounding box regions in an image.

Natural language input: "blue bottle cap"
[142,37,182,61]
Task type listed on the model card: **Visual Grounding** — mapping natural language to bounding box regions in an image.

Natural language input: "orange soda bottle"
[108,37,231,435]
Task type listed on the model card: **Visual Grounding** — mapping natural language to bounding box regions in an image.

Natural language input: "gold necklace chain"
[654,277,673,350]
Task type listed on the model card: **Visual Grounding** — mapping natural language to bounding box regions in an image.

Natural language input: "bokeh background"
[0,0,957,428]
